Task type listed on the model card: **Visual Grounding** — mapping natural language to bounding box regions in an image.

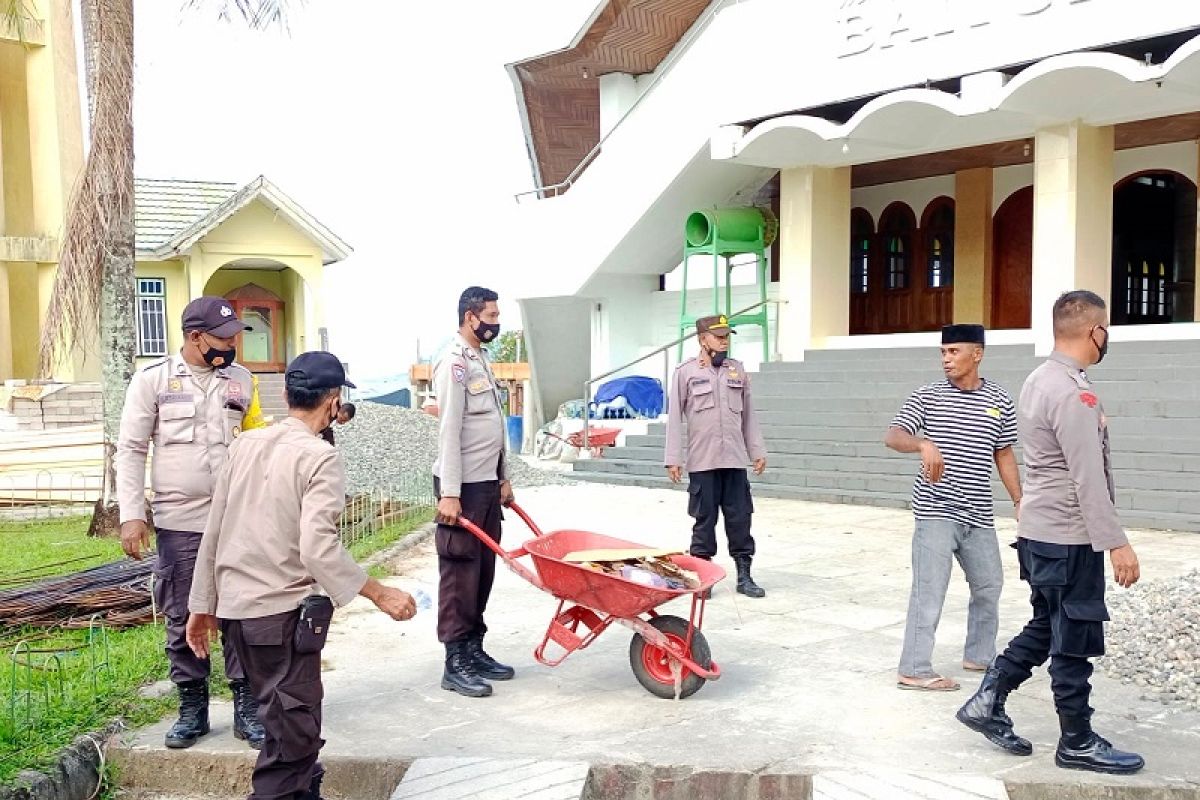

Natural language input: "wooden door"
[992,186,1033,329]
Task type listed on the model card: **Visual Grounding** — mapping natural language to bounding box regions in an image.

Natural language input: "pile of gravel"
[1100,569,1200,711]
[335,401,576,493]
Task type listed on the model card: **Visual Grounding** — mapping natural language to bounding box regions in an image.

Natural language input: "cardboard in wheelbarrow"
[523,530,725,618]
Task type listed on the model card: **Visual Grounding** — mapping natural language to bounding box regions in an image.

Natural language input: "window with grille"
[886,236,909,289]
[924,200,955,289]
[136,278,168,356]
[850,209,873,294]
[879,203,915,291]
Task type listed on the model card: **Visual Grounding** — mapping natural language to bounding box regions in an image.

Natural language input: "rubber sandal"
[897,675,960,691]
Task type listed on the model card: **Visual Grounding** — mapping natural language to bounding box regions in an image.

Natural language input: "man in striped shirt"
[885,324,1023,691]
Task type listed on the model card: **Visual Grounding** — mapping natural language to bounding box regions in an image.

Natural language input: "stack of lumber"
[0,425,104,504]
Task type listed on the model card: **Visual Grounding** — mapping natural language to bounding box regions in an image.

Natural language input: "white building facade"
[507,0,1200,424]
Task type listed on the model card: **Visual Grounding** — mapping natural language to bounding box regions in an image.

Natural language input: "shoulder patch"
[452,363,466,383]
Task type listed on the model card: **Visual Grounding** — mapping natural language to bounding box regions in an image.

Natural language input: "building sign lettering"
[838,0,1092,58]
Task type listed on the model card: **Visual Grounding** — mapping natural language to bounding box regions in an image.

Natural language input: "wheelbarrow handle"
[455,512,544,590]
[504,501,545,537]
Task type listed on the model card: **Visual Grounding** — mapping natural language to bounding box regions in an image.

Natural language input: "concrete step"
[741,380,1200,401]
[571,466,1200,531]
[391,757,590,800]
[750,396,1200,418]
[568,469,915,509]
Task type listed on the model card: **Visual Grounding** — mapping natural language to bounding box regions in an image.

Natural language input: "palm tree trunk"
[59,0,135,537]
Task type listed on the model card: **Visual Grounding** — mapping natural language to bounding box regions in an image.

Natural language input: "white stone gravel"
[334,401,576,494]
[1101,568,1200,712]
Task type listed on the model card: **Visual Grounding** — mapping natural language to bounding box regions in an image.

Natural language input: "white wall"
[851,175,956,226]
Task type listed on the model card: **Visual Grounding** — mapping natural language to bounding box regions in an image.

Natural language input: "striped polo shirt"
[890,379,1017,528]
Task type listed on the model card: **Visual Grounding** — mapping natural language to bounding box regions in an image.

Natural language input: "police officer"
[116,296,266,750]
[432,286,515,698]
[185,351,417,800]
[665,314,768,597]
[957,290,1144,774]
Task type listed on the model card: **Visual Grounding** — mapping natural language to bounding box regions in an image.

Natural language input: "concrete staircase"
[252,372,288,422]
[571,341,1200,532]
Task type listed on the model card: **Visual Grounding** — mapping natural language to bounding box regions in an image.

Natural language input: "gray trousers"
[898,518,1003,678]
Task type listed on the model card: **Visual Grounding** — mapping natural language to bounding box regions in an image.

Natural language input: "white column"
[1031,122,1114,353]
[778,166,851,360]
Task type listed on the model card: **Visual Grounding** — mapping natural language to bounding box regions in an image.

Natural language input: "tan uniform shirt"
[665,356,767,472]
[188,417,367,619]
[1017,351,1128,552]
[116,354,254,532]
[432,333,508,497]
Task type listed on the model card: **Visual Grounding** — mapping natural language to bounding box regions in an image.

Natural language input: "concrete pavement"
[115,484,1200,799]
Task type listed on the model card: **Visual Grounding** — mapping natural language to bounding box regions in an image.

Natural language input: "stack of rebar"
[0,558,154,630]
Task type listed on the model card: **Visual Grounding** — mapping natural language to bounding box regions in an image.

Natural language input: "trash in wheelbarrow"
[563,546,700,591]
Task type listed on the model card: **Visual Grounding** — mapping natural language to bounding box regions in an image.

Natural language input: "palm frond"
[0,0,38,43]
[182,0,301,31]
[39,0,134,377]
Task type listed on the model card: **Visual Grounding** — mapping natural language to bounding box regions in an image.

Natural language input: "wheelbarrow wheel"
[629,615,711,699]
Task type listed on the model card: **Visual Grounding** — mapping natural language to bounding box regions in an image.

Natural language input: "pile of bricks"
[6,383,103,430]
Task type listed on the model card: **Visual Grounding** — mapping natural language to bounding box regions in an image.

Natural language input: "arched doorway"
[1112,171,1197,325]
[878,201,917,333]
[992,186,1033,330]
[918,196,955,331]
[225,283,287,372]
[849,207,875,334]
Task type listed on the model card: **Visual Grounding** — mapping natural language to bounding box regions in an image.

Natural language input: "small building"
[132,176,351,374]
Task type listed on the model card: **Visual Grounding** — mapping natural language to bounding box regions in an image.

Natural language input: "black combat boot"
[230,679,265,750]
[441,641,492,698]
[164,679,210,749]
[1055,714,1144,774]
[734,556,765,598]
[467,635,515,681]
[956,661,1032,756]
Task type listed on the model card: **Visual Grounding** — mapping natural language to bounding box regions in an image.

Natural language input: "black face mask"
[1091,326,1109,365]
[706,348,727,368]
[473,320,501,343]
[199,335,236,368]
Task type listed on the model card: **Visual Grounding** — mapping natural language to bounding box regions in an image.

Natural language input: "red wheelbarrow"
[456,503,724,699]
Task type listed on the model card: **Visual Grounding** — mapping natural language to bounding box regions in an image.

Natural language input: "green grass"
[343,505,434,567]
[0,504,433,788]
[0,516,120,583]
[0,622,173,785]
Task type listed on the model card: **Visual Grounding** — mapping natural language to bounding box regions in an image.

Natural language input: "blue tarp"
[591,376,664,419]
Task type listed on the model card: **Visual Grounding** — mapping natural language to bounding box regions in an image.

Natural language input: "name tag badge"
[986,407,1001,418]
[158,392,194,405]
[726,378,744,388]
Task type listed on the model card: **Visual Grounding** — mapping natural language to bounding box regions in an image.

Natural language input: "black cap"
[285,351,356,391]
[942,324,986,345]
[182,296,252,338]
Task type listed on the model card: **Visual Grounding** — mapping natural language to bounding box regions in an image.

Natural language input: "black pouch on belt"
[295,595,335,653]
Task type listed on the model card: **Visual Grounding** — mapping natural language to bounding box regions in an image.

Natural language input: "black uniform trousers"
[224,610,324,800]
[687,468,755,560]
[433,478,502,644]
[994,538,1109,720]
[154,529,244,684]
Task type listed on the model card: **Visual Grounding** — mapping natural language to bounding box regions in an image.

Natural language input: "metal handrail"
[581,298,782,447]
[513,0,741,203]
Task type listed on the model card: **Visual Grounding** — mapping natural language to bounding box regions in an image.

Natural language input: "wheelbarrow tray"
[567,427,621,448]
[523,529,724,618]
